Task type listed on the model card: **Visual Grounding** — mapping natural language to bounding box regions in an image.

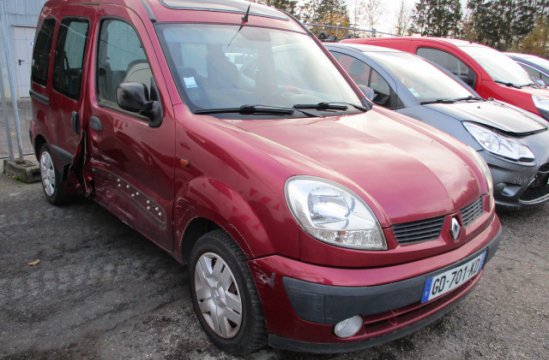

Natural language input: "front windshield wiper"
[293,102,369,112]
[453,95,484,102]
[494,80,523,89]
[420,99,456,105]
[194,105,295,115]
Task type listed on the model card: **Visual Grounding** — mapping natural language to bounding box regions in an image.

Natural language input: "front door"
[47,10,93,168]
[13,27,36,98]
[87,9,175,250]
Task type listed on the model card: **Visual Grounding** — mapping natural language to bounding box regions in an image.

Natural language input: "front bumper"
[249,215,501,353]
[482,139,549,209]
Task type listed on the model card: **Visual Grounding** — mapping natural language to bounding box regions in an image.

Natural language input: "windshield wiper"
[495,80,523,89]
[195,105,295,115]
[293,102,369,112]
[420,99,456,105]
[453,95,484,102]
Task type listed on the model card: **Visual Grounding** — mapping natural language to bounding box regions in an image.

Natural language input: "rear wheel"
[39,144,68,205]
[189,230,266,355]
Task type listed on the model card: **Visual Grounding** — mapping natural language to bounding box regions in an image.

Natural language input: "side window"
[97,20,151,109]
[417,47,476,87]
[332,52,371,88]
[369,70,392,107]
[31,19,56,86]
[52,19,89,99]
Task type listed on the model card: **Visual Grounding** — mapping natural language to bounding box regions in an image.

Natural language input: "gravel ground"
[0,171,548,360]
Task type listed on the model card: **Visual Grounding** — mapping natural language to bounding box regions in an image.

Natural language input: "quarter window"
[417,47,476,87]
[97,20,152,109]
[31,19,56,86]
[52,19,89,99]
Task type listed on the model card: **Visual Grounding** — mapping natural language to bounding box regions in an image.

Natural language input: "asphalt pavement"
[0,172,547,360]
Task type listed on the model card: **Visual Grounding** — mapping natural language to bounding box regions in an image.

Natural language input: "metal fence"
[0,0,44,160]
[304,23,396,42]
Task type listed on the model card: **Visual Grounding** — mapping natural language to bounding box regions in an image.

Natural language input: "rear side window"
[31,19,56,86]
[417,47,476,87]
[53,18,89,99]
[97,19,152,109]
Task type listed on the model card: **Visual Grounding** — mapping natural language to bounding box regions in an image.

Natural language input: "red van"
[343,37,549,120]
[30,0,501,354]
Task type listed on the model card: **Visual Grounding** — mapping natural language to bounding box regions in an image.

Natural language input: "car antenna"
[242,0,251,22]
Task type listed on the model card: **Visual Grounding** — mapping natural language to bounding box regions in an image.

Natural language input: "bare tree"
[394,0,412,35]
[356,0,384,30]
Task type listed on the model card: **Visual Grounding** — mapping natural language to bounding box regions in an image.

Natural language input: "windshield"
[157,24,362,116]
[520,55,549,72]
[460,46,534,87]
[366,51,473,103]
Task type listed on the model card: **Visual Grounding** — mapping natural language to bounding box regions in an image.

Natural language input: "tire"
[189,230,266,355]
[39,144,69,205]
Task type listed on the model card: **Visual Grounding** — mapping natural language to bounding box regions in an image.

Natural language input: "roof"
[157,0,288,20]
[330,43,401,53]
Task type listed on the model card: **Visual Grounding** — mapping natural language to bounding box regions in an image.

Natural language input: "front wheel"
[39,144,68,205]
[189,230,266,355]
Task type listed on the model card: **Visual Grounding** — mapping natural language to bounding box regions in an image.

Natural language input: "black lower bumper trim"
[269,291,466,354]
[283,229,501,324]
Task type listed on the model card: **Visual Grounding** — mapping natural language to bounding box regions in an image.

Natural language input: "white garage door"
[13,26,36,99]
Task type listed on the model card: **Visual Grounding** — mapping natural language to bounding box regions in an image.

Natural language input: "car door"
[87,8,175,250]
[47,11,93,172]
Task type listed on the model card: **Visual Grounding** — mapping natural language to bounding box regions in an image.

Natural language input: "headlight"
[532,95,549,112]
[285,176,386,250]
[467,146,495,209]
[463,122,535,162]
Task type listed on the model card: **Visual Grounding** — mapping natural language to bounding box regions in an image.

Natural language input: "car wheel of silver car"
[39,144,68,205]
[190,230,266,355]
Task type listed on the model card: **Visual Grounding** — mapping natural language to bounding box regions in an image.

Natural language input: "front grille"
[393,216,445,244]
[460,198,483,226]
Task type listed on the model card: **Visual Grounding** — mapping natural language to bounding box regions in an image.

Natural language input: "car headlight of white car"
[463,122,535,162]
[532,95,549,112]
[285,176,386,250]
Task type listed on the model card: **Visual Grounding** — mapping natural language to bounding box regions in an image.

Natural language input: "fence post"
[0,52,15,161]
[0,1,24,160]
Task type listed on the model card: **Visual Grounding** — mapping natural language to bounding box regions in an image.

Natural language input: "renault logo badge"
[451,217,461,241]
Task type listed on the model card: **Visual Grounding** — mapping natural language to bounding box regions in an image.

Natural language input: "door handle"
[71,111,80,134]
[18,59,24,65]
[90,116,103,132]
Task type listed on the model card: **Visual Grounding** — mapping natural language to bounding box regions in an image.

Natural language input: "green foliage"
[411,0,462,36]
[465,0,548,50]
[516,16,549,56]
[298,0,350,38]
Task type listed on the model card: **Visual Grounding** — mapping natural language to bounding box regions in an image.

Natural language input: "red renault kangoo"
[30,0,501,355]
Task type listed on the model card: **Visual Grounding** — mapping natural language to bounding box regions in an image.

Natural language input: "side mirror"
[117,82,162,127]
[535,79,546,87]
[359,85,375,101]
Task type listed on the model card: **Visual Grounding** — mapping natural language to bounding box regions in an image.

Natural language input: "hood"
[517,86,549,97]
[229,109,481,225]
[424,100,547,135]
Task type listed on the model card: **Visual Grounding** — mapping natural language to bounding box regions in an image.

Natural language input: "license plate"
[421,251,486,303]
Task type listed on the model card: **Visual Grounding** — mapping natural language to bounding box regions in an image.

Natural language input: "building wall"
[0,0,46,99]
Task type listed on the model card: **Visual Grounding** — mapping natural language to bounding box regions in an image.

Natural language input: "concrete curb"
[2,159,41,183]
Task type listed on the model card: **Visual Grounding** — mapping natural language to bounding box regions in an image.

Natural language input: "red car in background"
[343,37,549,120]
